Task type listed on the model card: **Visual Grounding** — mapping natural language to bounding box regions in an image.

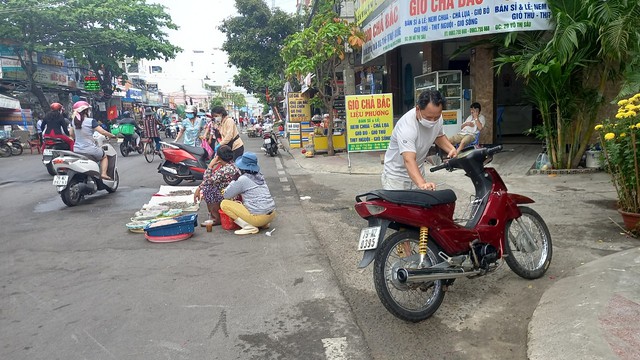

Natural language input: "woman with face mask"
[211,105,244,161]
[175,105,205,146]
[381,90,457,191]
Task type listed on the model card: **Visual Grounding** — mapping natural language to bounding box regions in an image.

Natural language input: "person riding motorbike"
[71,101,117,180]
[42,102,74,149]
[117,111,142,148]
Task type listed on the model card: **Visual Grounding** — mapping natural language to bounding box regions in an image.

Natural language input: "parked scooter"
[7,136,23,156]
[354,145,552,322]
[164,122,177,139]
[0,138,13,157]
[43,136,72,175]
[157,141,209,185]
[51,134,119,206]
[261,131,279,157]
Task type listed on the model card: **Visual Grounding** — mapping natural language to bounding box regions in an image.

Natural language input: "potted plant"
[595,92,640,233]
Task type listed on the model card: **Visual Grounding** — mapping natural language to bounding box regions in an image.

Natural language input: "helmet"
[122,111,132,118]
[144,107,154,116]
[72,101,91,113]
[50,102,63,111]
[185,105,196,113]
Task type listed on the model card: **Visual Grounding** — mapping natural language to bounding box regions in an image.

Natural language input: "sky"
[147,0,298,103]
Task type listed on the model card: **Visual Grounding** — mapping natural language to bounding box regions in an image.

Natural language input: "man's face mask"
[214,116,222,122]
[186,113,194,119]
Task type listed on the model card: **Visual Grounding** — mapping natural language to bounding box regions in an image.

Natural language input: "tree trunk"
[16,48,49,110]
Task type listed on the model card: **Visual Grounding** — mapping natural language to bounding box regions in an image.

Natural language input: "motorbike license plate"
[264,138,272,144]
[52,175,68,186]
[117,138,124,143]
[43,148,53,155]
[358,226,381,251]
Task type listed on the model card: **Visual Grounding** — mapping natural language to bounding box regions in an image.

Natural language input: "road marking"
[278,170,286,176]
[305,269,323,273]
[279,177,288,183]
[283,185,291,191]
[321,337,348,360]
[275,158,283,170]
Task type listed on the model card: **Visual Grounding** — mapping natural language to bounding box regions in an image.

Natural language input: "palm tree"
[494,0,640,168]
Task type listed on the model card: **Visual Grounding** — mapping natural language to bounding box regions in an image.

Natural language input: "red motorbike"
[157,142,209,185]
[354,145,552,322]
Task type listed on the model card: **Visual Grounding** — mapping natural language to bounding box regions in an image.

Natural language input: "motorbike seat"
[356,189,457,208]
[173,143,206,158]
[53,150,89,160]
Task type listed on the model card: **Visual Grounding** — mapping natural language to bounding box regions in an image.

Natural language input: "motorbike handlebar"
[486,145,503,156]
[429,162,449,172]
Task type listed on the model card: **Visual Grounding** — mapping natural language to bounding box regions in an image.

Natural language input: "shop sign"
[361,0,554,63]
[355,0,390,25]
[287,92,310,123]
[346,93,394,152]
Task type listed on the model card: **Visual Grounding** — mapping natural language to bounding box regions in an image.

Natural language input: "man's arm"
[435,135,457,158]
[401,151,436,190]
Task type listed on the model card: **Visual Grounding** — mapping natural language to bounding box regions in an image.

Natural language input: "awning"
[0,94,21,110]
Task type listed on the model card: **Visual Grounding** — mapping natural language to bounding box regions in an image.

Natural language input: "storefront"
[355,0,553,144]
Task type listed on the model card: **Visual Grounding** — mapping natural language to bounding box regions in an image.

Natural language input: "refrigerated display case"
[414,70,462,137]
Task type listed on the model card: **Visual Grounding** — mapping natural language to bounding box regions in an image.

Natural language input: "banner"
[361,0,554,63]
[346,94,394,152]
[287,92,311,123]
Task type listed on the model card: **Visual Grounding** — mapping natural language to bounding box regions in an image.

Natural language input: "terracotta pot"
[618,209,640,232]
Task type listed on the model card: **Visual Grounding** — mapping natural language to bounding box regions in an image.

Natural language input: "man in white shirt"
[448,102,485,152]
[382,90,457,191]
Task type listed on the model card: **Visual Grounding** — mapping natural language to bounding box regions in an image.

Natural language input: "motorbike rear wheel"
[11,143,23,156]
[163,173,182,186]
[504,206,552,279]
[46,162,56,176]
[0,144,12,157]
[373,230,446,322]
[61,178,83,207]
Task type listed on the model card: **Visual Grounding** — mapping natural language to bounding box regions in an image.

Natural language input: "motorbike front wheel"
[61,178,83,206]
[504,206,552,279]
[106,169,119,193]
[373,230,446,322]
[120,142,129,157]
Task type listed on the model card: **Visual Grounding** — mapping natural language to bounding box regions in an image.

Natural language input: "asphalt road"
[0,137,368,360]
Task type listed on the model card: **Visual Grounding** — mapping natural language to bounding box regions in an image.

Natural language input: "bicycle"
[142,138,155,163]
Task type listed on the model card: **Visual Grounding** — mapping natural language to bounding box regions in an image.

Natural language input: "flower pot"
[618,209,640,232]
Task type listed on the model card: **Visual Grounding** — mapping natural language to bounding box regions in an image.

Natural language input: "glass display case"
[414,70,462,137]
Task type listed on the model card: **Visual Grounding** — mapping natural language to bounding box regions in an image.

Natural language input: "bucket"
[219,209,240,230]
[585,150,602,169]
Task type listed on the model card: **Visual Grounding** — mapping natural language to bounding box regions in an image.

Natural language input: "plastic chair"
[28,138,41,154]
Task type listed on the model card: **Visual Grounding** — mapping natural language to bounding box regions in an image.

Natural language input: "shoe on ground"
[235,226,259,235]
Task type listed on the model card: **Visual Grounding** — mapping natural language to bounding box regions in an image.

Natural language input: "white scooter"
[51,133,119,206]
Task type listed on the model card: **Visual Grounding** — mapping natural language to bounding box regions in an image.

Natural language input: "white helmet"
[185,105,196,113]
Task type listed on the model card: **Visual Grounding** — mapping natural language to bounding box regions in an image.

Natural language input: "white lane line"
[282,185,291,191]
[279,177,288,183]
[275,158,283,170]
[278,170,286,176]
[321,337,347,360]
[305,269,323,273]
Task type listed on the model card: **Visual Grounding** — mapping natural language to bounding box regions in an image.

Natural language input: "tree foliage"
[0,0,180,109]
[219,0,302,107]
[493,0,640,168]
[281,0,364,155]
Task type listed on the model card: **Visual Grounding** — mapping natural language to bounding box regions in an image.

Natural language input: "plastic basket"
[144,213,198,237]
[219,210,240,230]
[120,123,136,136]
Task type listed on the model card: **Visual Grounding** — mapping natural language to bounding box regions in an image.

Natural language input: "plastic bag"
[535,153,550,169]
[201,138,214,158]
